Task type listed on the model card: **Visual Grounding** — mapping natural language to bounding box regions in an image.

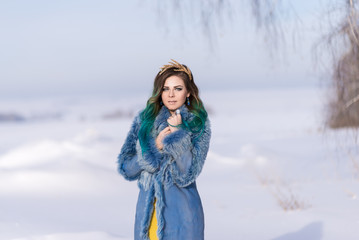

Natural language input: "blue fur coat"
[117,104,211,240]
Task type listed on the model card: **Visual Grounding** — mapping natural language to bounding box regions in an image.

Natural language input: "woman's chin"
[165,104,181,111]
[167,107,176,112]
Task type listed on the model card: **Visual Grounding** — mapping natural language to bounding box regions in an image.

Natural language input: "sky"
[0,0,326,99]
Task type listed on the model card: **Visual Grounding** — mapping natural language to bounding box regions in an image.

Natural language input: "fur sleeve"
[117,114,142,181]
[163,118,211,187]
[117,112,163,181]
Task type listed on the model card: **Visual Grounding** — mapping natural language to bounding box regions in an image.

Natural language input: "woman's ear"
[187,92,190,98]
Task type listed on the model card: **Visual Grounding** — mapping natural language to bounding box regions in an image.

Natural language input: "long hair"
[138,63,208,154]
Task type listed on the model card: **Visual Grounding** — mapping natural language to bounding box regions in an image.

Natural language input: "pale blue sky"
[0,0,324,99]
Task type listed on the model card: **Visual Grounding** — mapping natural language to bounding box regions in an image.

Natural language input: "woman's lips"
[168,101,177,105]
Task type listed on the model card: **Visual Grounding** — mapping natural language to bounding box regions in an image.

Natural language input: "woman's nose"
[169,89,174,97]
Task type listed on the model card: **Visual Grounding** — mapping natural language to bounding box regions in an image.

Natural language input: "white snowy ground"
[0,87,358,240]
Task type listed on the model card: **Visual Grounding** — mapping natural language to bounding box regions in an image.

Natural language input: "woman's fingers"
[162,126,171,133]
[156,128,170,150]
[159,127,171,137]
[163,127,171,135]
[167,113,182,126]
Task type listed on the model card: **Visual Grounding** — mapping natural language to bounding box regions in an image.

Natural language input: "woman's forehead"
[164,75,185,86]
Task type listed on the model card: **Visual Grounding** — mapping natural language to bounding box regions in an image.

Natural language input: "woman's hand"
[155,127,171,150]
[167,113,182,133]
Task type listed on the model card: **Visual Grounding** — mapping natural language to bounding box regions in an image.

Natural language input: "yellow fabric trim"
[149,198,158,240]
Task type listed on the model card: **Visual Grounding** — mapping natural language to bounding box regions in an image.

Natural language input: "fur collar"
[153,104,192,133]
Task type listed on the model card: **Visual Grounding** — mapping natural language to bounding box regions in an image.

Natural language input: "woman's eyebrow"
[163,85,183,88]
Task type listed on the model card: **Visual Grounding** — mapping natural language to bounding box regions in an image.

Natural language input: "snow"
[0,87,358,240]
[10,232,130,240]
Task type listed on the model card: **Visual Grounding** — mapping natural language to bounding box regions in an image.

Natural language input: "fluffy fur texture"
[117,104,211,240]
[118,115,141,181]
[166,119,210,187]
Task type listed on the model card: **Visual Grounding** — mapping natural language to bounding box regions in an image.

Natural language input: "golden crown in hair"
[159,59,193,81]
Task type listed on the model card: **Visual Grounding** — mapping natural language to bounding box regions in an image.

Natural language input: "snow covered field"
[0,87,358,240]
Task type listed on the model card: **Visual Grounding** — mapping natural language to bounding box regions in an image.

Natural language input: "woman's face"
[161,75,190,113]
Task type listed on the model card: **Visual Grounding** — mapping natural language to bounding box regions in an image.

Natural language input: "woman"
[117,59,211,240]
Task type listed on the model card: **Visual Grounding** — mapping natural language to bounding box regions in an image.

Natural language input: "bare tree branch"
[316,0,359,128]
[146,0,359,128]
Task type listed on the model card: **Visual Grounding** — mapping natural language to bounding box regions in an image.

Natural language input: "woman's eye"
[175,88,183,91]
[162,88,169,91]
